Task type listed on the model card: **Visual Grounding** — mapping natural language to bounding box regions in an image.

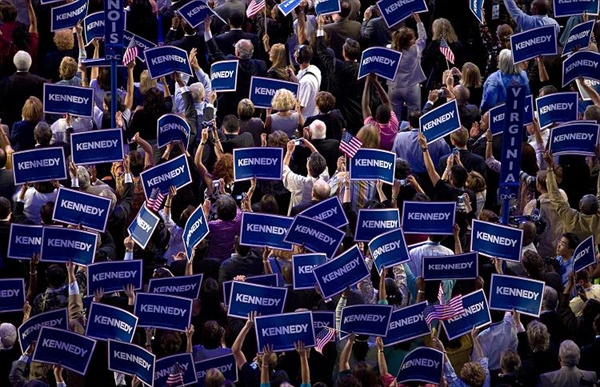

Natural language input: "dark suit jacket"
[0,169,15,203]
[580,337,600,377]
[538,366,597,387]
[214,30,261,60]
[437,149,488,181]
[165,32,210,72]
[0,72,46,128]
[360,17,392,48]
[323,18,361,59]
[312,138,341,176]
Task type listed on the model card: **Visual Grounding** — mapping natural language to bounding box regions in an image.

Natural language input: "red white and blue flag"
[122,38,138,66]
[246,0,266,18]
[439,38,455,64]
[339,131,363,158]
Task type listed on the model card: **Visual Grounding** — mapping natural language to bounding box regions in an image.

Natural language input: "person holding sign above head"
[362,74,398,152]
[504,0,559,34]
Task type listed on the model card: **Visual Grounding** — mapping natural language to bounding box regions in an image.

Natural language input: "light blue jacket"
[480,70,531,113]
[504,0,560,35]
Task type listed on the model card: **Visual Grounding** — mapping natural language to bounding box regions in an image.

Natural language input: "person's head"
[13,50,32,72]
[269,43,287,68]
[189,82,206,103]
[228,10,244,28]
[450,127,469,148]
[375,104,392,124]
[46,264,67,288]
[0,323,16,350]
[213,153,234,184]
[316,91,336,113]
[496,24,514,48]
[432,18,458,43]
[453,86,470,106]
[76,166,91,190]
[342,38,361,61]
[356,124,380,149]
[385,278,403,305]
[143,87,167,116]
[498,49,521,75]
[579,194,599,215]
[53,29,74,51]
[527,320,550,353]
[59,56,78,80]
[258,194,279,214]
[204,368,226,387]
[160,330,182,355]
[234,39,254,59]
[558,340,580,367]
[500,349,521,375]
[222,115,240,134]
[0,197,10,219]
[479,210,500,223]
[461,62,482,88]
[449,165,468,188]
[538,84,557,97]
[352,361,379,386]
[466,171,486,194]
[0,2,17,22]
[521,143,539,176]
[295,44,313,65]
[336,0,351,19]
[215,194,237,221]
[202,320,224,349]
[557,233,579,258]
[584,105,600,123]
[576,269,592,287]
[395,159,412,180]
[307,152,327,178]
[531,0,549,15]
[128,150,144,176]
[391,27,416,51]
[536,170,548,193]
[139,70,158,95]
[34,122,52,146]
[522,250,545,280]
[271,89,296,111]
[22,96,43,122]
[267,130,290,148]
[459,361,486,387]
[312,179,330,200]
[519,221,537,246]
[309,119,327,139]
[408,109,421,129]
[237,98,255,120]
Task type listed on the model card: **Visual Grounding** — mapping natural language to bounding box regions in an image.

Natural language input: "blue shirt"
[391,130,450,174]
[504,0,560,34]
[556,255,574,285]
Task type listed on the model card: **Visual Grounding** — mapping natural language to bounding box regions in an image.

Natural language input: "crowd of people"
[1,0,600,385]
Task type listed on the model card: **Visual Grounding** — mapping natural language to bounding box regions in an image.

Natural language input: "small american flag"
[439,38,455,64]
[315,327,335,354]
[339,131,363,158]
[147,188,165,212]
[166,362,184,386]
[122,38,138,66]
[246,0,266,18]
[422,294,464,325]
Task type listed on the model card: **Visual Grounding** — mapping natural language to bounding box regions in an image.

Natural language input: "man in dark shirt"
[219,115,254,154]
[218,237,263,284]
[437,127,487,181]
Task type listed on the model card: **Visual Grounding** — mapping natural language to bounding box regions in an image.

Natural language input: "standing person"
[504,0,559,33]
[289,44,322,119]
[323,0,361,59]
[422,18,464,91]
[554,233,579,287]
[480,49,530,113]
[362,74,399,151]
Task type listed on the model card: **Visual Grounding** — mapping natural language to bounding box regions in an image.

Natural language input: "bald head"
[309,120,327,140]
[235,39,254,59]
[519,221,537,246]
[312,179,331,201]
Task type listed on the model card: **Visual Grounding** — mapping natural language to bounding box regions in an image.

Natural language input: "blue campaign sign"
[312,245,370,299]
[144,45,193,79]
[53,188,111,232]
[578,78,600,101]
[489,103,506,136]
[51,0,87,31]
[339,304,393,339]
[71,128,124,165]
[279,0,302,16]
[470,220,523,262]
[292,253,327,290]
[8,224,42,260]
[358,47,402,82]
[148,274,203,299]
[500,84,526,199]
[470,0,483,23]
[420,99,462,144]
[349,148,396,184]
[128,205,160,250]
[249,76,299,109]
[401,201,456,235]
[549,121,600,156]
[489,274,545,317]
[299,196,348,228]
[0,279,25,312]
[83,12,104,45]
[228,282,287,319]
[554,0,599,17]
[369,228,410,270]
[33,327,96,375]
[255,311,315,352]
[87,260,143,296]
[18,309,68,353]
[240,212,293,251]
[155,353,197,387]
[355,208,400,242]
[44,84,94,117]
[211,60,239,92]
[563,20,595,55]
[195,353,238,386]
[574,235,596,273]
[422,252,479,281]
[222,274,279,305]
[383,302,430,346]
[443,289,491,341]
[104,0,124,46]
[156,114,191,149]
[312,311,335,337]
[177,0,225,28]
[108,340,155,387]
[141,154,192,198]
[123,30,156,62]
[315,0,341,15]
[40,227,98,266]
[376,0,428,28]
[81,58,127,68]
[86,302,138,342]
[510,25,557,64]
[134,293,193,332]
[182,205,209,259]
[563,50,600,87]
[397,347,444,385]
[13,147,67,185]
[536,92,578,129]
[284,215,345,258]
[233,147,283,181]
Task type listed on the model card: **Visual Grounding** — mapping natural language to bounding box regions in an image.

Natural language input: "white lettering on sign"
[247,223,286,235]
[76,140,118,151]
[321,257,361,283]
[150,55,187,65]
[496,286,539,300]
[294,225,337,246]
[15,236,41,245]
[476,232,518,247]
[407,212,450,221]
[56,4,86,21]
[539,102,574,115]
[362,220,398,228]
[384,0,415,15]
[48,94,89,105]
[389,313,423,329]
[113,351,151,370]
[147,165,185,186]
[422,110,455,131]
[354,159,392,169]
[211,71,235,79]
[427,262,473,271]
[61,200,105,217]
[553,132,594,143]
[0,289,20,298]
[22,318,64,338]
[41,339,88,357]
[514,35,552,50]
[234,293,281,306]
[237,158,278,166]
[92,271,137,282]
[153,283,197,294]
[139,304,187,316]
[93,314,133,334]
[261,324,308,336]
[343,314,386,323]
[565,59,599,73]
[47,239,93,252]
[17,158,61,170]
[362,56,396,67]
[448,301,484,323]
[401,358,440,369]
[372,240,402,260]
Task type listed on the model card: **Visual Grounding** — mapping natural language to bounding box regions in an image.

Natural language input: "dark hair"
[180,205,195,228]
[258,194,279,214]
[392,27,415,51]
[228,10,244,28]
[338,374,361,387]
[34,122,52,146]
[128,150,144,176]
[12,24,31,51]
[576,269,590,283]
[40,202,55,224]
[0,2,17,23]
[0,148,6,169]
[408,109,421,128]
[539,85,557,96]
[316,91,336,113]
[297,44,313,64]
[307,152,327,178]
[202,320,224,349]
[531,0,549,15]
[46,264,66,288]
[395,159,412,179]
[143,87,167,117]
[521,143,539,176]
[215,195,237,221]
[339,0,351,18]
[375,104,391,124]
[562,232,580,250]
[343,38,360,61]
[97,68,111,90]
[0,197,10,219]
[450,165,468,187]
[160,330,182,355]
[222,115,240,134]
[522,250,545,281]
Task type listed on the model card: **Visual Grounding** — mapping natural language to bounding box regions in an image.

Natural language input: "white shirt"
[297,64,322,118]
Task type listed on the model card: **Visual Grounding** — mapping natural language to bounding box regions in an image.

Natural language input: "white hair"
[13,50,32,72]
[189,82,206,103]
[0,323,17,349]
[498,49,521,75]
[559,340,580,367]
[309,119,327,139]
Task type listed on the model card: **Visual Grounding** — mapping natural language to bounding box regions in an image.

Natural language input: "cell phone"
[452,148,459,155]
[399,179,406,186]
[203,106,215,122]
[576,284,583,294]
[213,180,220,192]
[293,139,303,146]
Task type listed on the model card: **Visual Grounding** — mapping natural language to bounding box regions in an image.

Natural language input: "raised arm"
[124,60,135,111]
[339,333,355,372]
[295,341,310,385]
[536,56,549,83]
[90,39,100,82]
[132,132,154,168]
[418,132,441,186]
[371,75,390,106]
[376,337,389,376]
[232,311,256,369]
[26,0,37,34]
[362,75,372,120]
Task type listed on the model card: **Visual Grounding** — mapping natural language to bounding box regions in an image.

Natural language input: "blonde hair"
[139,70,157,95]
[269,43,288,72]
[461,62,482,88]
[271,89,296,111]
[204,368,225,387]
[356,125,380,149]
[432,18,458,44]
[459,362,486,387]
[53,29,74,51]
[238,98,255,119]
[22,97,43,122]
[59,56,78,80]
